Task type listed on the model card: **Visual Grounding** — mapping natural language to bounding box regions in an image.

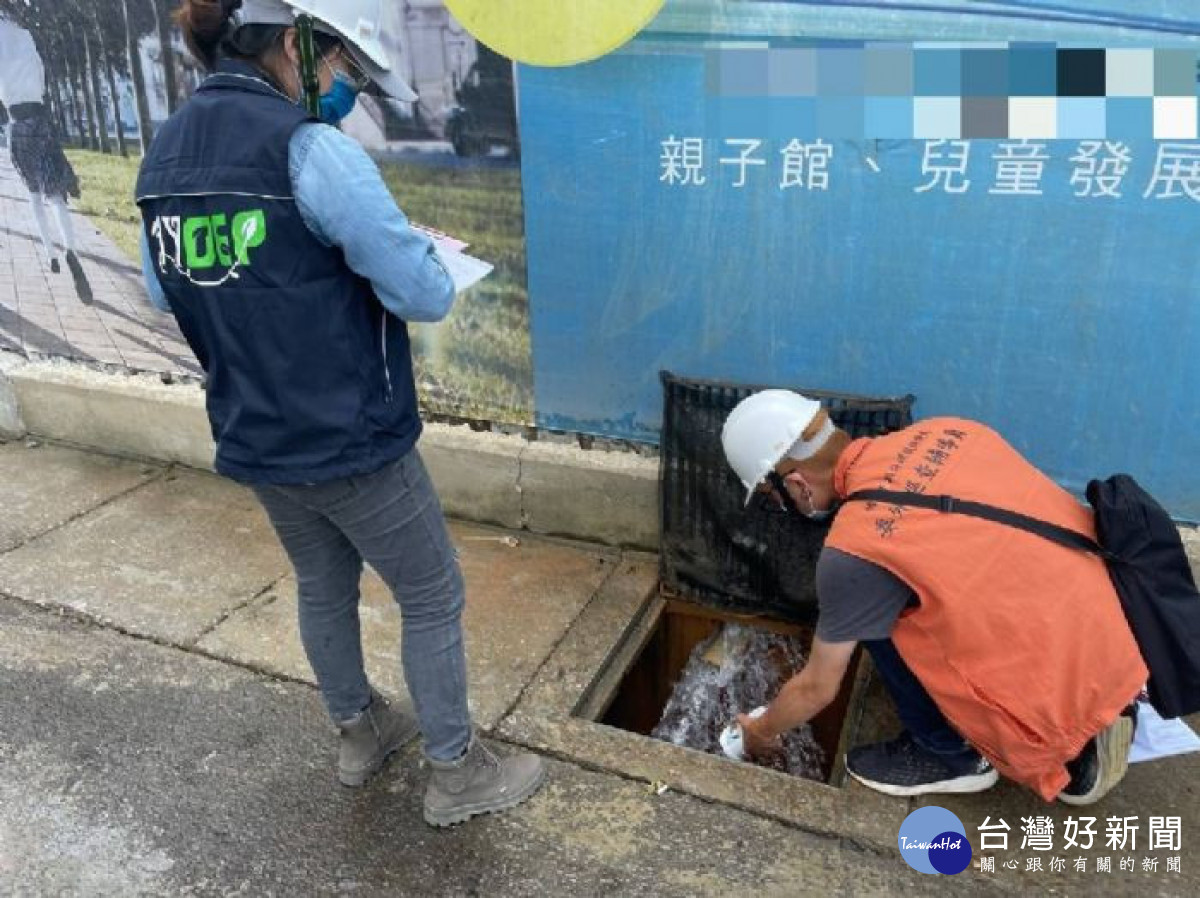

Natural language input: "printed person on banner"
[0,16,91,302]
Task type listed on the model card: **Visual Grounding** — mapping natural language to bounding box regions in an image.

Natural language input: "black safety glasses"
[764,471,801,515]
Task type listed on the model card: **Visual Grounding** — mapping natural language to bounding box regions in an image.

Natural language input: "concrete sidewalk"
[1,439,1196,896]
[0,153,199,377]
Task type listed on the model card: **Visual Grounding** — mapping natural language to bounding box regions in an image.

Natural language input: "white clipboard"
[412,224,494,294]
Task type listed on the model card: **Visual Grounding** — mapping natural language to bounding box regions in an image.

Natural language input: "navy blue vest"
[136,61,421,484]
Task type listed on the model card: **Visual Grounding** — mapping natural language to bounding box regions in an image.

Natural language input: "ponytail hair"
[175,0,242,71]
[175,0,343,74]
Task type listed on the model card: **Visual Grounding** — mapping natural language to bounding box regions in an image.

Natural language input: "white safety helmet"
[231,0,417,101]
[721,390,833,505]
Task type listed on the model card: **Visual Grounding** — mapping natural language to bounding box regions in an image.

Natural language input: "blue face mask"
[319,70,360,125]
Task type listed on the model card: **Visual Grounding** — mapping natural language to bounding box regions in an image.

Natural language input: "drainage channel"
[580,593,868,788]
[498,561,903,849]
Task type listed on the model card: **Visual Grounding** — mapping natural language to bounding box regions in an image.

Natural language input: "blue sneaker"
[846,732,998,797]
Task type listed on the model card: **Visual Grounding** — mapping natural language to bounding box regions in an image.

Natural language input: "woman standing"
[137,0,544,828]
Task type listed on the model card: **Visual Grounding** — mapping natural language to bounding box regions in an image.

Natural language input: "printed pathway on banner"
[0,152,201,377]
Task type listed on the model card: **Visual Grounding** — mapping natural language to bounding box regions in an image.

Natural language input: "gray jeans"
[252,449,471,762]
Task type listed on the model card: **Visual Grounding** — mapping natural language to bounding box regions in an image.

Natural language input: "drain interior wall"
[599,599,858,782]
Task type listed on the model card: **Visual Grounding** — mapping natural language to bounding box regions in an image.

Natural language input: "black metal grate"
[659,372,915,623]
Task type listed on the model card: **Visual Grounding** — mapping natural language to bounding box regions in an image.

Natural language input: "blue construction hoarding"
[519,3,1200,519]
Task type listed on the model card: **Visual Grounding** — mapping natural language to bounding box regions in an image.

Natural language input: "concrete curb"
[0,364,25,440]
[0,353,660,550]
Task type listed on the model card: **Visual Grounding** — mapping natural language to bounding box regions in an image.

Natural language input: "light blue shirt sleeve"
[289,123,455,323]
[139,229,171,313]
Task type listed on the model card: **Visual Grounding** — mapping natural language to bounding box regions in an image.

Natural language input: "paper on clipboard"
[412,224,469,254]
[437,247,494,294]
[414,224,494,293]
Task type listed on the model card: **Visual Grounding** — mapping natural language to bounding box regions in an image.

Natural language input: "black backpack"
[847,474,1200,719]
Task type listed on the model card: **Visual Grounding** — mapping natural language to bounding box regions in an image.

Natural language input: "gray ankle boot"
[423,736,546,827]
[337,689,420,787]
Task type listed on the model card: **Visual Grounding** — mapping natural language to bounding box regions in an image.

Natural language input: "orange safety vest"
[825,418,1147,801]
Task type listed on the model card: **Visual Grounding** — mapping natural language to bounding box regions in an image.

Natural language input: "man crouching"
[721,390,1143,804]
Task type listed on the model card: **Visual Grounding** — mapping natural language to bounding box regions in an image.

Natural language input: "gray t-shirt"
[815,547,917,643]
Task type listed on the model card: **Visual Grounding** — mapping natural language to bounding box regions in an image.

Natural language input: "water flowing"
[650,624,826,780]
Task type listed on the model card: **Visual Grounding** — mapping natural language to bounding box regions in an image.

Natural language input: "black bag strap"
[846,489,1114,560]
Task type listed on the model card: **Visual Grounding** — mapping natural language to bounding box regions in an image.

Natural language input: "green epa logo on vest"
[149,210,267,277]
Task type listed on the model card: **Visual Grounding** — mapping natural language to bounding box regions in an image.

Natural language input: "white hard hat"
[232,0,417,102]
[721,390,830,505]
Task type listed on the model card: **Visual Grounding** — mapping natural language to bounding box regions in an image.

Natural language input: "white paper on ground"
[1128,700,1200,763]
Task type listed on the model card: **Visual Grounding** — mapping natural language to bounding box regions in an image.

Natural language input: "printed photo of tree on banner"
[0,0,531,426]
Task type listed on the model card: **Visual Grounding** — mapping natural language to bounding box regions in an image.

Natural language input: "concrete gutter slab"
[0,442,158,554]
[0,366,24,439]
[198,522,619,730]
[0,468,287,644]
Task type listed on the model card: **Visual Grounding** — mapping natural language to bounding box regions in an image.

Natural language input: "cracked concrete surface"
[0,595,1002,897]
[2,440,1197,896]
